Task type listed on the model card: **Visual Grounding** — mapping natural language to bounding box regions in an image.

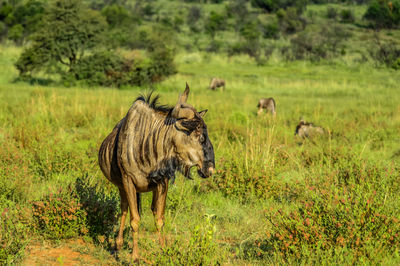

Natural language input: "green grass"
[0,45,400,264]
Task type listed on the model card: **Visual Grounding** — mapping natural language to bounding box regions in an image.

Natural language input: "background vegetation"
[0,0,399,264]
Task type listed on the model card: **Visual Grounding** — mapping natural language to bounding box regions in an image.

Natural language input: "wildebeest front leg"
[122,176,141,262]
[151,179,168,247]
[116,188,128,251]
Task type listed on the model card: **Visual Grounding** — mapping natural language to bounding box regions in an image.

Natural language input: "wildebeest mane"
[134,91,173,114]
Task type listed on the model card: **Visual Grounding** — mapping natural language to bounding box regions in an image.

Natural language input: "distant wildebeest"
[295,119,325,138]
[257,97,276,116]
[98,83,215,262]
[209,77,225,91]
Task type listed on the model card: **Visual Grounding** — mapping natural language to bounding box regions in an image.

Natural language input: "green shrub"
[326,6,338,19]
[367,36,400,68]
[263,21,280,39]
[7,23,23,44]
[276,7,307,34]
[251,0,307,13]
[340,9,355,23]
[205,11,226,38]
[203,157,282,201]
[69,50,125,87]
[0,200,29,264]
[392,57,400,69]
[75,176,119,240]
[154,216,225,265]
[364,0,400,29]
[263,189,400,263]
[283,24,350,61]
[31,187,88,239]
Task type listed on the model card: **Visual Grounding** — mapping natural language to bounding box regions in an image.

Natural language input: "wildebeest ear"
[198,109,208,118]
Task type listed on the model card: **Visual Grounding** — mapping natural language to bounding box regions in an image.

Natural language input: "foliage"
[0,0,45,44]
[0,200,29,264]
[251,0,307,13]
[283,24,350,61]
[31,187,88,239]
[205,11,226,38]
[187,5,203,32]
[262,163,400,263]
[364,0,400,29]
[154,216,225,265]
[101,4,129,28]
[75,176,119,240]
[15,0,106,76]
[340,9,355,23]
[14,0,176,87]
[7,23,23,43]
[277,7,307,34]
[326,6,338,19]
[367,34,400,68]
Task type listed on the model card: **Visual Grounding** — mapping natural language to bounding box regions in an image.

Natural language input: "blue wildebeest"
[98,84,215,262]
[209,77,225,91]
[257,97,276,116]
[295,119,325,138]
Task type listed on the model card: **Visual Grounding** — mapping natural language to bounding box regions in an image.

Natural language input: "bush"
[326,7,338,19]
[263,21,280,39]
[0,200,29,264]
[154,216,225,265]
[364,0,400,29]
[367,35,400,68]
[263,187,400,263]
[205,11,226,38]
[187,6,202,32]
[31,187,88,239]
[251,0,307,13]
[75,177,119,241]
[277,7,307,34]
[203,157,286,201]
[7,23,23,44]
[340,9,355,23]
[69,50,125,87]
[283,24,350,61]
[227,41,261,59]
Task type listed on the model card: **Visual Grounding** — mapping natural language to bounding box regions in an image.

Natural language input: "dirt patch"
[22,239,112,266]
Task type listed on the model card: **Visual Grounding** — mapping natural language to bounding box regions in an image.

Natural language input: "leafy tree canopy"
[16,0,106,76]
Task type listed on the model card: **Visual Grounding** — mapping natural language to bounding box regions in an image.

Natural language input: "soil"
[22,239,113,266]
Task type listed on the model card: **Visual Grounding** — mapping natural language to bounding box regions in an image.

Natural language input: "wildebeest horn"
[171,83,191,118]
[180,83,190,103]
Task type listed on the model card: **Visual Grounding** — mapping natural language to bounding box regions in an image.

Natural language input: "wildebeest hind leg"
[115,188,128,251]
[151,179,168,247]
[122,176,141,262]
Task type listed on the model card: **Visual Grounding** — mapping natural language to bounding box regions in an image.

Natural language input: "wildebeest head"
[170,83,215,179]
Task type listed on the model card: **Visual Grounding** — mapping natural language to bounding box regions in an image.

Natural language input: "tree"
[364,0,400,29]
[15,0,106,76]
[7,23,23,44]
[205,11,226,38]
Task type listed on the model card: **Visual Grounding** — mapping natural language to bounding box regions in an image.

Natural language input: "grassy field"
[1,45,400,265]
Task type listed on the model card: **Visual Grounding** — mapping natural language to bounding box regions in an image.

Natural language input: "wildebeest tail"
[271,97,276,106]
[137,193,142,216]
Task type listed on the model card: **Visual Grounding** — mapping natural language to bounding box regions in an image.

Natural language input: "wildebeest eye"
[199,134,205,143]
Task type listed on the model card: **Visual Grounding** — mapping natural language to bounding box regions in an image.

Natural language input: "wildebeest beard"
[147,157,194,185]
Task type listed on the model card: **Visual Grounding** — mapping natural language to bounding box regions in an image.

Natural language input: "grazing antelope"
[257,97,276,116]
[98,83,215,262]
[209,77,225,91]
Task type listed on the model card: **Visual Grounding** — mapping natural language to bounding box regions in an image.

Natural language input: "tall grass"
[0,46,399,264]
